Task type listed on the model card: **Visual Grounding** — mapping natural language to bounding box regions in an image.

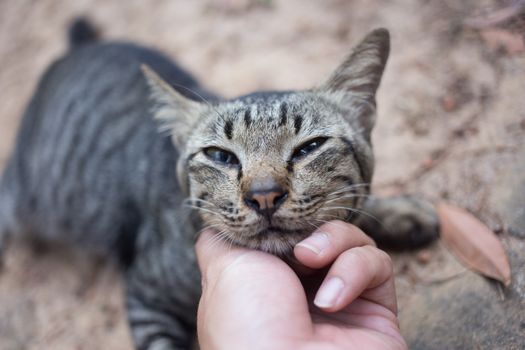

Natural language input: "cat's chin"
[222,225,311,256]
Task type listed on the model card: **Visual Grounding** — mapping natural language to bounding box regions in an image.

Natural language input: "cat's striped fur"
[0,19,438,349]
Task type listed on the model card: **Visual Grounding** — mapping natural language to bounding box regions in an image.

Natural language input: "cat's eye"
[204,147,240,166]
[291,137,328,161]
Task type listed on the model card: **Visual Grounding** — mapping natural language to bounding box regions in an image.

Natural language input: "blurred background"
[0,0,524,349]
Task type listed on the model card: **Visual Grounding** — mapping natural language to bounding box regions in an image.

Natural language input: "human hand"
[195,221,407,350]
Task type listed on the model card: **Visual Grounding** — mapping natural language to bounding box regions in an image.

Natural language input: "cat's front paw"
[356,195,440,250]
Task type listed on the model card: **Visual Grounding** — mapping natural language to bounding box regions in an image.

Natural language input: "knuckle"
[351,246,392,272]
[341,246,370,270]
[376,247,392,262]
[374,248,393,272]
[367,235,378,247]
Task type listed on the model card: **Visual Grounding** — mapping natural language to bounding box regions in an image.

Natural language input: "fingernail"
[296,232,330,255]
[314,277,344,308]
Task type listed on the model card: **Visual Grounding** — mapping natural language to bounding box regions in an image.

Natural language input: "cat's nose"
[244,179,288,221]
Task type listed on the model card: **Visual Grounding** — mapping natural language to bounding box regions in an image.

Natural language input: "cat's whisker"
[183,197,219,208]
[305,220,321,231]
[324,191,368,202]
[204,226,236,251]
[198,222,225,234]
[333,183,370,192]
[311,218,332,226]
[183,204,223,218]
[323,193,371,204]
[206,229,233,252]
[213,231,230,247]
[320,206,383,226]
[225,231,237,253]
[311,218,349,231]
[326,183,370,196]
[326,191,371,200]
[316,213,362,227]
[207,235,226,252]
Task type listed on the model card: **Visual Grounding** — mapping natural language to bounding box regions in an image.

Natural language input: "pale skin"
[196,221,408,350]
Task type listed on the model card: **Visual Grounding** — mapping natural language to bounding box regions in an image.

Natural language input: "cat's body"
[0,36,207,348]
[0,20,438,349]
[1,41,195,256]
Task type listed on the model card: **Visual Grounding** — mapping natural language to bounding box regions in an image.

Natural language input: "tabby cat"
[0,19,438,349]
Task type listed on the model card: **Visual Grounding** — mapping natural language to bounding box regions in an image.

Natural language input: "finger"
[196,232,308,350]
[294,221,375,269]
[313,245,397,314]
[195,229,249,279]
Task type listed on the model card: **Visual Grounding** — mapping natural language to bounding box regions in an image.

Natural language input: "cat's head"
[144,29,389,254]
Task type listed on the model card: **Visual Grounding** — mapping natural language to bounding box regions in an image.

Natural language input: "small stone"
[421,158,434,170]
[416,249,432,264]
[441,95,457,112]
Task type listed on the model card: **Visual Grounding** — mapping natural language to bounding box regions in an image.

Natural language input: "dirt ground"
[0,0,524,349]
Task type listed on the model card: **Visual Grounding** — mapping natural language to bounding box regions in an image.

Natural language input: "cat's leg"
[353,195,440,250]
[125,288,195,350]
[124,223,201,350]
[0,167,18,266]
[0,225,8,268]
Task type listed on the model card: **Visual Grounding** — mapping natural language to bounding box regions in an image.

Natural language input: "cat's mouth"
[257,226,306,236]
[204,205,352,254]
[196,196,360,255]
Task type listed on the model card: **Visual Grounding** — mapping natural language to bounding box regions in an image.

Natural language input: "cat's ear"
[320,28,390,134]
[141,64,206,148]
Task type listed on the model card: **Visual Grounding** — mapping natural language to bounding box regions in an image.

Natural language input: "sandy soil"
[0,0,524,349]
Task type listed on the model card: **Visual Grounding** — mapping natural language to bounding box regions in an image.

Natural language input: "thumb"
[195,231,308,350]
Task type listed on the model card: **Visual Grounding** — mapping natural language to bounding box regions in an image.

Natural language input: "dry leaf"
[437,202,511,286]
[480,29,525,54]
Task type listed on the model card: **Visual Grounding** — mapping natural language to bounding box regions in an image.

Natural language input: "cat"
[0,18,439,350]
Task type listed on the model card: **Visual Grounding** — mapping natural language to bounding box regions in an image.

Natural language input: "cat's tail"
[68,17,99,49]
